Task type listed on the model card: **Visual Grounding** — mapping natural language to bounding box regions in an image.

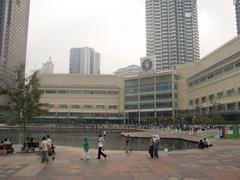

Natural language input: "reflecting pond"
[0,128,197,151]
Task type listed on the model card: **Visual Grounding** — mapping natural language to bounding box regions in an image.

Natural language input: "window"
[58,104,68,109]
[207,73,214,80]
[125,104,138,110]
[235,61,240,68]
[95,90,106,95]
[57,112,69,117]
[189,100,193,106]
[125,96,138,102]
[217,92,224,99]
[224,64,234,72]
[156,102,172,108]
[70,90,83,94]
[46,90,57,94]
[107,91,119,95]
[201,96,206,103]
[208,94,215,101]
[96,105,105,109]
[71,105,80,109]
[227,89,234,97]
[108,105,117,110]
[199,76,206,82]
[83,90,94,95]
[58,90,69,94]
[140,95,154,101]
[238,87,240,95]
[84,105,92,109]
[215,68,224,76]
[48,104,56,109]
[195,98,200,105]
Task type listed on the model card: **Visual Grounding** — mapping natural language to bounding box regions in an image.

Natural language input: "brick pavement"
[0,139,240,180]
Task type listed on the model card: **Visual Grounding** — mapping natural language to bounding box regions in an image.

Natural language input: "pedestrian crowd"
[198,138,214,149]
[0,138,14,154]
[19,131,214,163]
[39,135,55,163]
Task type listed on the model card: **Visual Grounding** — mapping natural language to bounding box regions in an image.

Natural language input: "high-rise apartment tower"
[234,0,240,35]
[145,0,199,71]
[0,0,31,87]
[69,47,100,75]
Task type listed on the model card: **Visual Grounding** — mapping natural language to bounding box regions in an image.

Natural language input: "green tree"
[0,67,47,131]
[211,114,225,125]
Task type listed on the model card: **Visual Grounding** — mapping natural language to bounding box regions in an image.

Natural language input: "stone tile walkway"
[1,139,240,180]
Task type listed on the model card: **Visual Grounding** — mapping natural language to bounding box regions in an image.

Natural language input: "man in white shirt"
[40,136,49,163]
[46,134,55,160]
[97,135,107,159]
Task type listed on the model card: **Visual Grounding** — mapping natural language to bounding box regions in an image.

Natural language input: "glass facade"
[0,0,30,87]
[125,72,176,124]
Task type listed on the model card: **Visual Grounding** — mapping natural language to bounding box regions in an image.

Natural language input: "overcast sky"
[26,0,237,74]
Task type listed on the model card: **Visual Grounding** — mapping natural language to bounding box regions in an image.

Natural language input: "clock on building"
[142,58,153,72]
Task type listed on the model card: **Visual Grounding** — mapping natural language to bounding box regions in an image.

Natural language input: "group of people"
[84,133,161,160]
[22,137,37,153]
[0,138,14,154]
[1,138,12,145]
[39,133,214,163]
[149,135,160,158]
[80,134,107,161]
[198,138,213,149]
[39,135,55,163]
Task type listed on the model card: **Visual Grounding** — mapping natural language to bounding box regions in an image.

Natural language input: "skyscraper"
[145,0,199,71]
[69,47,100,75]
[0,0,31,87]
[234,0,240,35]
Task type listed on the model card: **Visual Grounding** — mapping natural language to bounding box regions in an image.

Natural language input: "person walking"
[40,136,49,163]
[125,135,130,153]
[97,135,107,160]
[148,136,154,158]
[46,135,55,160]
[153,135,160,158]
[81,138,90,160]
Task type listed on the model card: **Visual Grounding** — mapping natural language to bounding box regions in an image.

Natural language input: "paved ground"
[0,139,240,180]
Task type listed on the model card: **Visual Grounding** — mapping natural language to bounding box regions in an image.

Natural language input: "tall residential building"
[40,57,54,74]
[69,47,100,75]
[145,0,199,71]
[0,0,31,87]
[234,0,240,35]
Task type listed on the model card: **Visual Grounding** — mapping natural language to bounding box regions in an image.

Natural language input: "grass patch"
[224,134,240,139]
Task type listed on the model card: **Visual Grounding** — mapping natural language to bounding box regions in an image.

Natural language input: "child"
[81,138,90,160]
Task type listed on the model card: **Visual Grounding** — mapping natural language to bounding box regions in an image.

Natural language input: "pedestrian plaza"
[0,139,240,180]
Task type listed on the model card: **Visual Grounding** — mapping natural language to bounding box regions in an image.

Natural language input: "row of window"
[44,112,121,118]
[125,93,172,102]
[125,101,172,110]
[125,83,173,94]
[40,89,119,95]
[188,59,240,87]
[189,87,240,106]
[48,104,118,110]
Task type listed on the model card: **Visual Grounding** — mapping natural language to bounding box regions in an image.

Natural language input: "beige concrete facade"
[38,74,124,122]
[176,36,240,116]
[38,36,240,123]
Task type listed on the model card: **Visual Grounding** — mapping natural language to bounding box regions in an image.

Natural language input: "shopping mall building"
[38,36,240,124]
